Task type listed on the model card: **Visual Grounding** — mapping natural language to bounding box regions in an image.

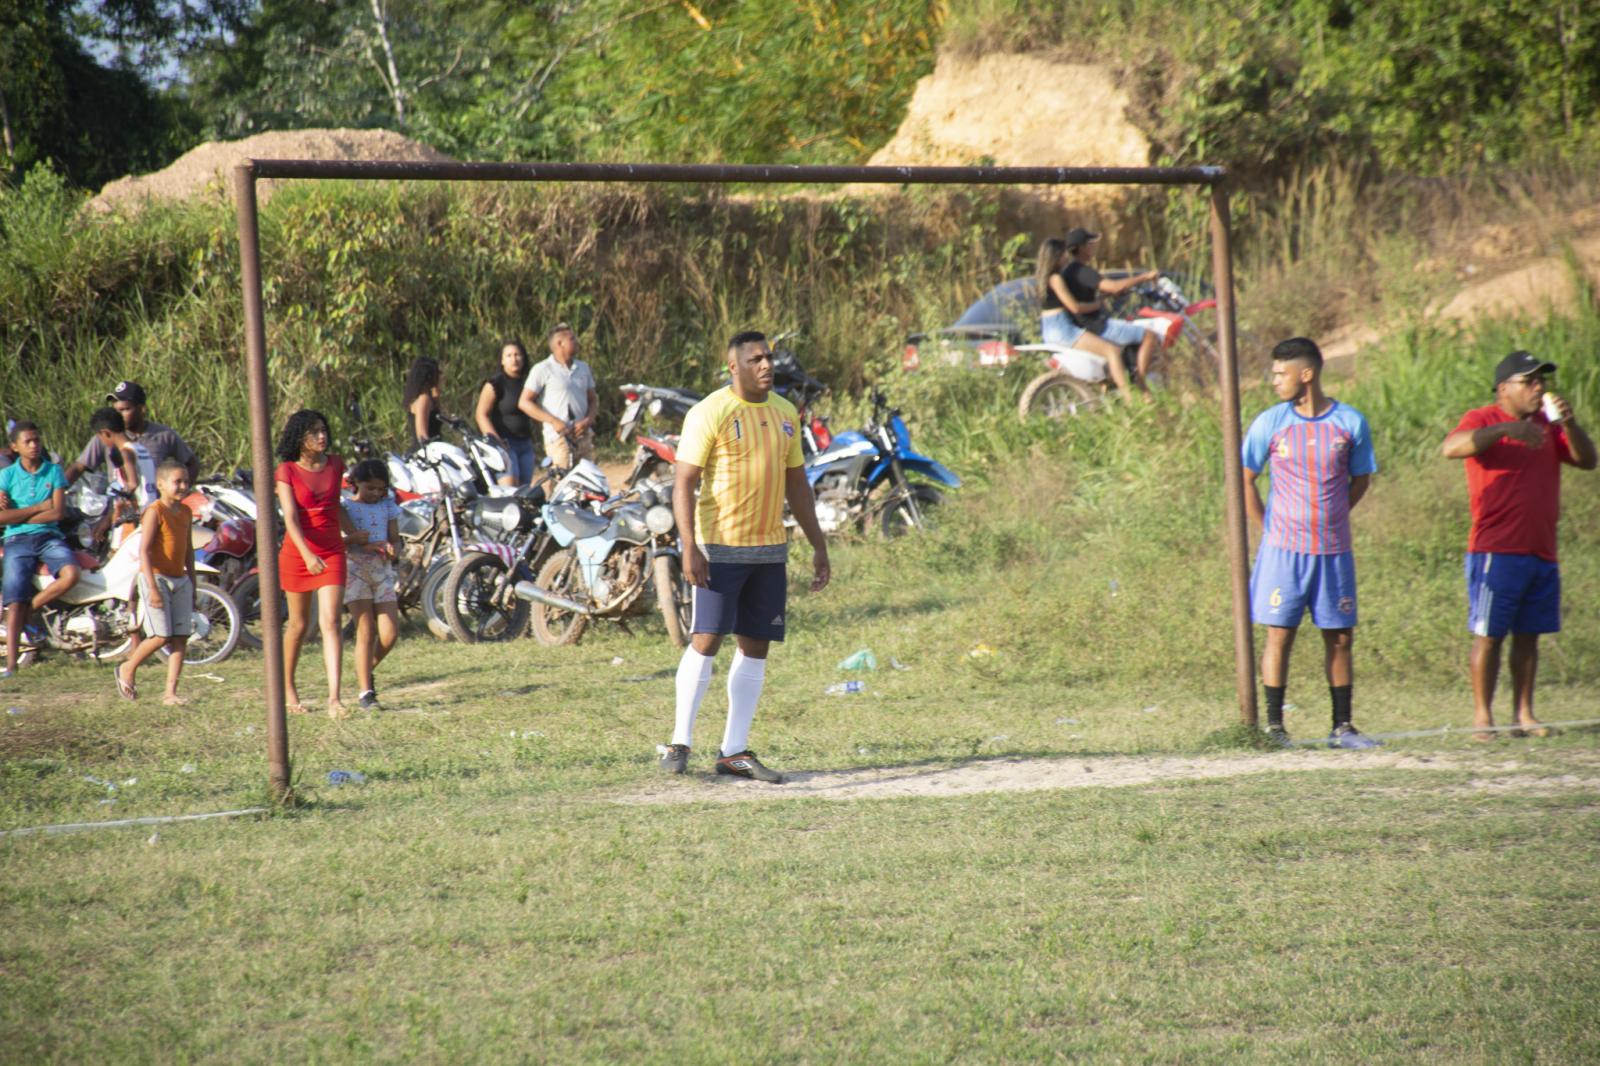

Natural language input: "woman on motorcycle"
[1036,232,1151,398]
[274,409,353,718]
[474,339,536,486]
[403,357,444,445]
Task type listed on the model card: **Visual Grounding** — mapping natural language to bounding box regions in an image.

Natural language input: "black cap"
[106,380,147,405]
[1064,226,1101,250]
[1493,351,1557,388]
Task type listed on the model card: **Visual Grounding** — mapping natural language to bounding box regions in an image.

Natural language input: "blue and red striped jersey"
[1243,400,1377,555]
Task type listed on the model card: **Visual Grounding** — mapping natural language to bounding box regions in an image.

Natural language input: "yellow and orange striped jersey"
[677,386,804,549]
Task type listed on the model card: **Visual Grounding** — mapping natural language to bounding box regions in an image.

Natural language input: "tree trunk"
[367,0,406,127]
[0,84,14,171]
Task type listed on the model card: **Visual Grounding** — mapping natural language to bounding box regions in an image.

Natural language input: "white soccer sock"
[671,648,715,747]
[720,651,767,756]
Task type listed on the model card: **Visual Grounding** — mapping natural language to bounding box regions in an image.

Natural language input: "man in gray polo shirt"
[66,380,199,485]
[519,323,600,470]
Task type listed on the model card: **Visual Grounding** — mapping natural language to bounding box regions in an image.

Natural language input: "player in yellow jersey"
[658,331,830,783]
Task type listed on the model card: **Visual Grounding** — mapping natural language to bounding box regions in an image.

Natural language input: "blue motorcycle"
[801,389,960,538]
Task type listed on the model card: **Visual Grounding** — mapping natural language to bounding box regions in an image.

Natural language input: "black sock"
[1265,685,1286,729]
[1331,685,1353,730]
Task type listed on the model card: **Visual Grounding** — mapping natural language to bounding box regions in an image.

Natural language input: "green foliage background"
[0,166,1031,463]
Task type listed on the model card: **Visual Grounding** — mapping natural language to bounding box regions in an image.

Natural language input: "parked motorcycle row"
[3,342,959,667]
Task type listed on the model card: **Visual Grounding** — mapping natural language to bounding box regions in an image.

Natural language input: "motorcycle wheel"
[530,549,590,647]
[880,483,944,539]
[162,582,242,665]
[444,551,529,644]
[652,554,693,648]
[233,571,267,651]
[1018,369,1102,420]
[419,558,455,640]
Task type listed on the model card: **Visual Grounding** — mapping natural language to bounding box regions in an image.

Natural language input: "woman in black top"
[403,356,444,445]
[1035,234,1137,396]
[474,339,536,486]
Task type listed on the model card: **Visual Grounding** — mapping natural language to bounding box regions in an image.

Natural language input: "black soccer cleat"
[659,743,690,774]
[715,750,785,784]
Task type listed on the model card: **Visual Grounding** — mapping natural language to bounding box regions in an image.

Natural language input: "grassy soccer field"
[4,315,1600,1060]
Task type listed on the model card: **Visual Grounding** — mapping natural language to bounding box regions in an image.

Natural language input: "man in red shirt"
[1441,351,1596,740]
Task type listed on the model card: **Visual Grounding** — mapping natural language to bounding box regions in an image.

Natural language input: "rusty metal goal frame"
[231,159,1256,801]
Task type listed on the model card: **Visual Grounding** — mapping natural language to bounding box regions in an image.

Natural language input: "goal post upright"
[231,158,1258,801]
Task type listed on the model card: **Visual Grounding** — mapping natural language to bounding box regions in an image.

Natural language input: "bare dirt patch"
[90,128,456,213]
[617,749,1468,805]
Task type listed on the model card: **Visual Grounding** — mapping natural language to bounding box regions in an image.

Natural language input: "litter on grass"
[969,643,996,658]
[890,657,911,672]
[837,649,877,671]
[6,706,24,715]
[0,807,270,838]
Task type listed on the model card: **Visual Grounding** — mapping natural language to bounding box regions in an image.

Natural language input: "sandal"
[286,702,310,715]
[1469,730,1500,743]
[326,700,350,721]
[114,664,137,701]
[162,694,191,707]
[1512,722,1556,739]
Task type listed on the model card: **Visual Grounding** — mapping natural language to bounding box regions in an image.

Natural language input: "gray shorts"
[140,573,193,638]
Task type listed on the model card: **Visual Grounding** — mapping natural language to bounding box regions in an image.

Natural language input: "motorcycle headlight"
[645,504,676,536]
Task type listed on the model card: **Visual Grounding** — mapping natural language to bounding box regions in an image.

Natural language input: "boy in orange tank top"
[115,459,195,705]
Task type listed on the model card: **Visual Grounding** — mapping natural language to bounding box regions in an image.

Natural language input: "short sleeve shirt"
[343,494,402,546]
[523,357,596,428]
[1063,262,1102,327]
[1453,404,1575,562]
[77,421,195,475]
[678,387,804,562]
[0,459,69,539]
[1243,400,1377,555]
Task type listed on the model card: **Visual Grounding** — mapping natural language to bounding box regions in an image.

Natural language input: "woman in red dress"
[274,409,353,718]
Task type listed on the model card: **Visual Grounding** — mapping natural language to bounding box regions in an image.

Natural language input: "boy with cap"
[1059,227,1164,394]
[1441,351,1596,740]
[67,381,199,485]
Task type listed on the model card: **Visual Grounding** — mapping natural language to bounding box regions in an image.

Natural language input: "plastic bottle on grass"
[326,770,366,786]
[825,681,865,696]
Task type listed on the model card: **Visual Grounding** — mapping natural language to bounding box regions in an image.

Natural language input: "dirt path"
[617,749,1500,805]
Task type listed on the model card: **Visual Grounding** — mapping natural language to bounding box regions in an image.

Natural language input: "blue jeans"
[2,531,76,606]
[504,437,537,485]
[1041,312,1084,347]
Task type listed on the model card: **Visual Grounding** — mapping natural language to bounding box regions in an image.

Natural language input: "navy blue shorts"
[1250,545,1357,629]
[1466,552,1560,638]
[692,561,787,642]
[2,532,77,607]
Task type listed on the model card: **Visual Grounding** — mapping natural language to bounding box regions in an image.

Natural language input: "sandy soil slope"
[90,128,456,212]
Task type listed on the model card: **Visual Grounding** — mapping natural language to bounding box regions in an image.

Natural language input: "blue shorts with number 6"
[1466,552,1560,638]
[1250,545,1357,629]
[692,561,787,642]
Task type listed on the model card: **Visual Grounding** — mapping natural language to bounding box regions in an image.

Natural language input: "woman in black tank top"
[403,356,444,445]
[474,339,536,486]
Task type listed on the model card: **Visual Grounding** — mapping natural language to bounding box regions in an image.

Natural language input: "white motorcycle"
[0,514,243,668]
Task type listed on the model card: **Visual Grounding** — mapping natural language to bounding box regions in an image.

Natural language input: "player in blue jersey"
[1243,338,1380,749]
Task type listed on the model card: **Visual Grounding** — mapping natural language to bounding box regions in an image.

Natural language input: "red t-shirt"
[1453,404,1574,561]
